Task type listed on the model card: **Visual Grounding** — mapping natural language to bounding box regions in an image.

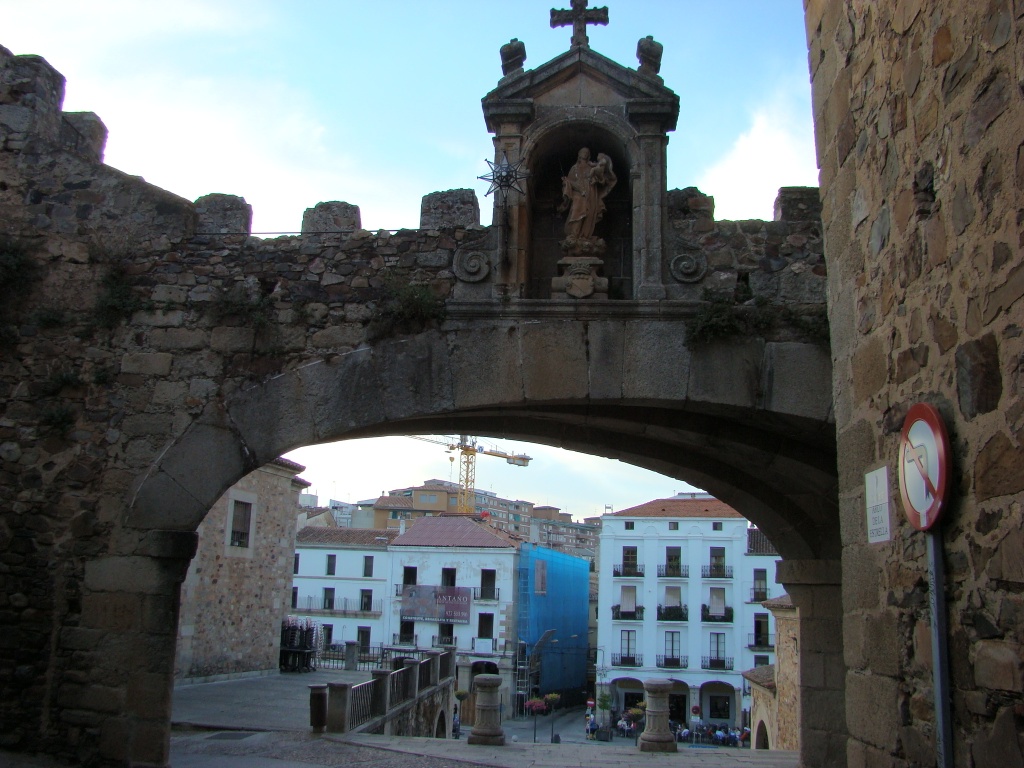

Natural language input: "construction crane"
[409,435,531,516]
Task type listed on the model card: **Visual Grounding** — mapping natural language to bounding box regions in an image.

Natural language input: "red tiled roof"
[271,457,306,473]
[762,594,793,609]
[375,496,415,509]
[391,516,516,548]
[296,528,399,547]
[610,497,744,519]
[741,664,776,691]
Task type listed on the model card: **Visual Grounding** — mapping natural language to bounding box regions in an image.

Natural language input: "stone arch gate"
[1,47,841,766]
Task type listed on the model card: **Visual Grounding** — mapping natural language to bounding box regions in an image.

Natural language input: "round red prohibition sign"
[897,403,951,531]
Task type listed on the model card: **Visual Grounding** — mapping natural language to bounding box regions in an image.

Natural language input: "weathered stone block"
[120,353,172,376]
[210,326,255,352]
[419,189,479,229]
[975,431,1024,501]
[974,640,1023,691]
[956,333,1002,419]
[195,193,252,235]
[520,322,588,401]
[149,328,207,350]
[845,671,899,750]
[759,342,832,421]
[302,201,360,233]
[309,324,363,349]
[971,705,1024,768]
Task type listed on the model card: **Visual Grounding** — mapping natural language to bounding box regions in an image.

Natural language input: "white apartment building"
[596,494,781,726]
[291,517,521,703]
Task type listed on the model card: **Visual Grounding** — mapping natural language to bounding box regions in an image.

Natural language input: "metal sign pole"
[926,529,953,768]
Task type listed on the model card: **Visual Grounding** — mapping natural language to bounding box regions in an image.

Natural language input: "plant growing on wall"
[368,275,446,340]
[94,264,152,328]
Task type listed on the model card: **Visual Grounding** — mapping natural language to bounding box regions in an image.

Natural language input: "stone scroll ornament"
[669,242,708,283]
[453,235,493,283]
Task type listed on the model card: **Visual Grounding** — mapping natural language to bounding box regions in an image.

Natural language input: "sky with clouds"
[2,1,819,519]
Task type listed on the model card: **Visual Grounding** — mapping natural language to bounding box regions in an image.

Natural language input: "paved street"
[1,671,799,767]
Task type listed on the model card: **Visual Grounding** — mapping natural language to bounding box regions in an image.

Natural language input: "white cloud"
[696,84,819,222]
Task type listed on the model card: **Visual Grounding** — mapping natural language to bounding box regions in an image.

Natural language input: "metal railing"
[431,635,456,648]
[612,563,645,577]
[473,586,500,600]
[471,637,504,653]
[701,564,733,578]
[394,583,416,596]
[296,595,383,615]
[700,604,734,623]
[611,604,645,620]
[349,678,375,728]
[656,604,688,621]
[748,634,776,649]
[389,665,413,706]
[656,655,688,669]
[611,653,642,667]
[658,563,689,577]
[701,655,734,670]
[419,657,432,690]
[749,587,770,602]
[392,633,417,646]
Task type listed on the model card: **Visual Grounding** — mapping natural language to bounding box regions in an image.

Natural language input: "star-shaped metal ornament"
[478,151,527,199]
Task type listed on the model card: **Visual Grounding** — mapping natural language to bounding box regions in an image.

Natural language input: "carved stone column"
[467,674,505,746]
[638,678,677,752]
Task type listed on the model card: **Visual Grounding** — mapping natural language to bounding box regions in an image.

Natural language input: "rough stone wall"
[175,462,302,682]
[750,682,778,749]
[770,602,801,751]
[805,1,1024,765]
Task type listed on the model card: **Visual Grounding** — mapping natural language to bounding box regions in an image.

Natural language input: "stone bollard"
[308,684,328,733]
[326,682,351,733]
[344,640,358,671]
[638,679,677,752]
[467,674,505,746]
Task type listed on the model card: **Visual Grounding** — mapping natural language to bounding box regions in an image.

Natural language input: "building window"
[709,695,730,719]
[710,587,726,617]
[477,613,494,639]
[363,555,374,577]
[229,500,252,547]
[481,569,497,600]
[403,566,417,585]
[399,620,415,645]
[439,622,454,644]
[754,654,770,667]
[625,521,635,530]
[357,626,371,651]
[710,631,725,657]
[665,631,680,658]
[360,589,373,612]
[752,568,768,602]
[326,554,337,575]
[291,587,297,609]
[322,624,334,648]
[323,588,335,610]
[668,521,679,530]
[754,612,770,645]
[535,560,547,594]
[712,521,723,531]
[293,553,300,574]
[620,629,636,658]
[441,567,457,587]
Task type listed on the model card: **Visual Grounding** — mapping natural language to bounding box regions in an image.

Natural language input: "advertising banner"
[399,585,472,624]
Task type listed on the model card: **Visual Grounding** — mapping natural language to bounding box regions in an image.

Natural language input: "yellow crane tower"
[410,435,531,516]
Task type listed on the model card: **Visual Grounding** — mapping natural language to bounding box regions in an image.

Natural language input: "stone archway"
[755,720,770,750]
[434,711,446,739]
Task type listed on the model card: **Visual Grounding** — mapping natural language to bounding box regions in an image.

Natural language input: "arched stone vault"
[130,321,836,561]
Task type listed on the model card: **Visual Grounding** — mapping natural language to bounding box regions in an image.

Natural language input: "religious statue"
[557,147,617,246]
[552,147,617,300]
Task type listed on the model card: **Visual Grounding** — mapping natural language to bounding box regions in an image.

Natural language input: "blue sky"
[2,1,818,518]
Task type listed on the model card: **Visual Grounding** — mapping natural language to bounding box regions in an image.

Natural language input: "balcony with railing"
[656,604,688,622]
[749,587,771,602]
[656,655,688,669]
[701,564,733,579]
[612,563,645,577]
[611,653,643,667]
[391,633,418,646]
[657,563,689,578]
[700,604,734,623]
[471,637,504,654]
[431,635,457,648]
[611,604,645,621]
[473,586,500,601]
[297,596,383,617]
[748,633,776,650]
[701,655,734,670]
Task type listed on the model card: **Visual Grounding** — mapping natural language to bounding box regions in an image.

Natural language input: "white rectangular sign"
[865,465,891,543]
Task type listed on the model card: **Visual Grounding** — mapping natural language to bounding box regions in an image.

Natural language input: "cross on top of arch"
[550,0,609,49]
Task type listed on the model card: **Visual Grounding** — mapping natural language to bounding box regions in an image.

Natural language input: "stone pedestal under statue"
[467,674,505,746]
[638,678,677,753]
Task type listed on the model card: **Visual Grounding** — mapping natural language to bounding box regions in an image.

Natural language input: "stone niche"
[481,34,679,300]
